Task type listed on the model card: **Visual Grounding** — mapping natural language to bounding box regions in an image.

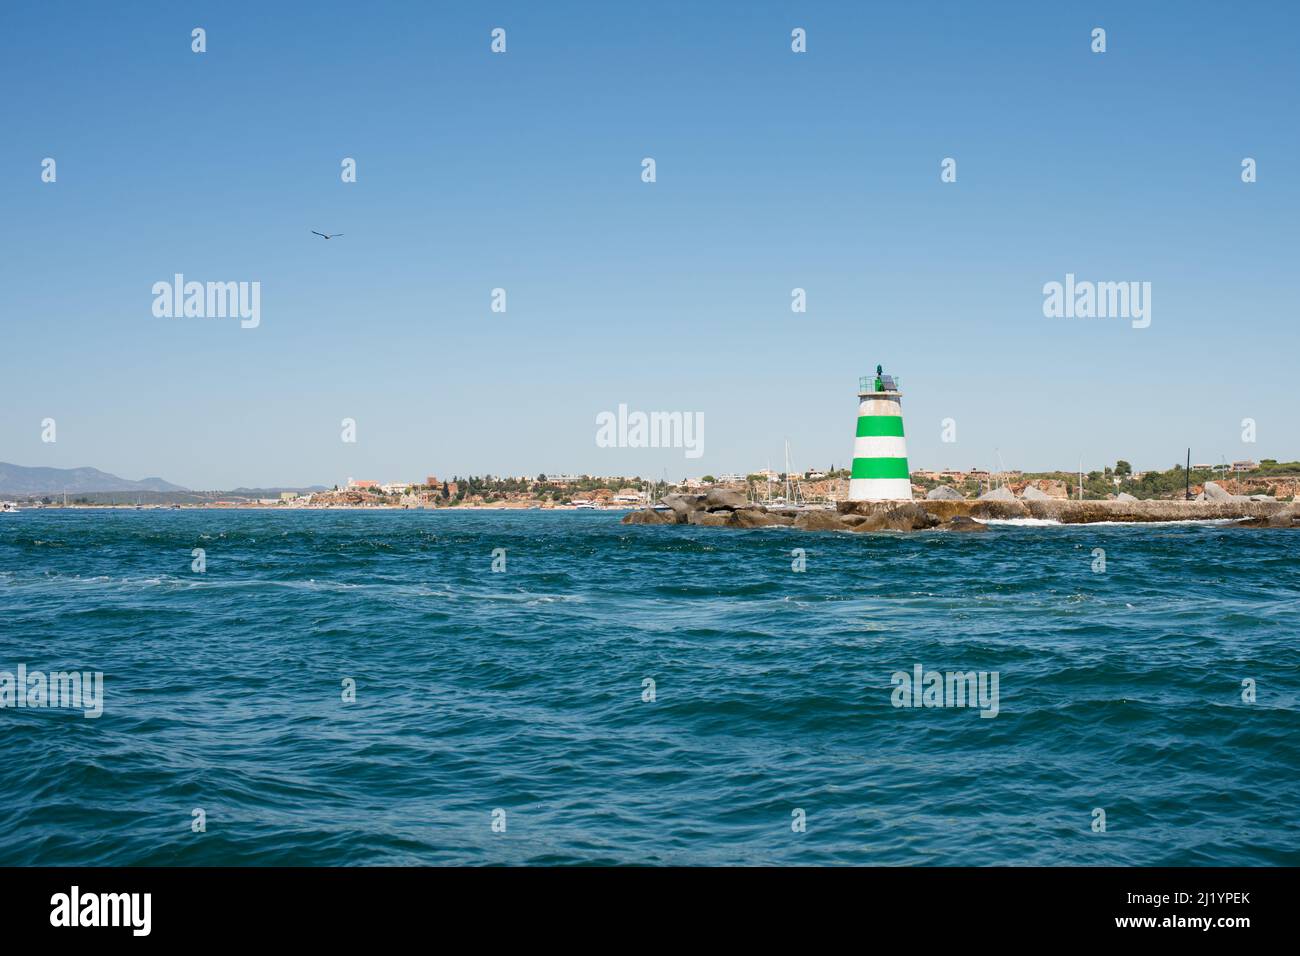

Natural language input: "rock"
[1021,485,1051,501]
[1115,492,1139,502]
[622,508,674,525]
[849,514,886,532]
[970,499,1030,519]
[944,515,988,533]
[727,508,793,528]
[687,510,729,526]
[1203,481,1246,502]
[1233,506,1298,528]
[793,510,852,531]
[1255,504,1299,528]
[912,500,964,522]
[705,488,749,511]
[1250,494,1276,502]
[978,486,1017,502]
[851,502,939,532]
[660,494,706,517]
[926,485,964,500]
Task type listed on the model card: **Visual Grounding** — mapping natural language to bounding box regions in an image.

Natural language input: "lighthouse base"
[848,478,913,501]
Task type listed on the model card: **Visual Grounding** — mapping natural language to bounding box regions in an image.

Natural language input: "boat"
[1,501,20,513]
[646,473,673,511]
[748,440,839,512]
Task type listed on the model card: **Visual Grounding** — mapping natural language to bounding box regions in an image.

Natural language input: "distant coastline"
[4,459,1298,510]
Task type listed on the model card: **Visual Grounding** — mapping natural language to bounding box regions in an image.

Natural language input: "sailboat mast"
[784,440,791,503]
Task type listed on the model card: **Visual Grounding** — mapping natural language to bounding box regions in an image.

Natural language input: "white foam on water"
[1075,519,1238,527]
[975,518,1062,526]
[976,517,1237,527]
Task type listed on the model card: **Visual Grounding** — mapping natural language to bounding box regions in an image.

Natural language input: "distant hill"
[0,462,189,495]
[224,487,330,497]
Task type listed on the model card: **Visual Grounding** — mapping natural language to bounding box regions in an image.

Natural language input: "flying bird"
[311,231,343,240]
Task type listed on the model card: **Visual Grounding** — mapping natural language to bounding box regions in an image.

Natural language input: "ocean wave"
[2,509,1297,867]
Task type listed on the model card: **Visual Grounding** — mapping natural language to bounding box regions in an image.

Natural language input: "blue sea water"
[0,509,1296,866]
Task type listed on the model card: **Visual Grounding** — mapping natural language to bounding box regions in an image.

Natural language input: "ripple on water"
[0,510,1297,865]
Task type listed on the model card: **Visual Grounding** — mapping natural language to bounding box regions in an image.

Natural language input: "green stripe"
[851,457,911,480]
[856,415,904,437]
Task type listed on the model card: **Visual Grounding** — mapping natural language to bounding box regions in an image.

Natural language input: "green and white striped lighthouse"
[849,366,913,501]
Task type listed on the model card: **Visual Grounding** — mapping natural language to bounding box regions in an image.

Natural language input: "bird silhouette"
[311,231,343,240]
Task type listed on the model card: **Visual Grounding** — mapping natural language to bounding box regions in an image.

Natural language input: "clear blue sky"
[2,1,1296,489]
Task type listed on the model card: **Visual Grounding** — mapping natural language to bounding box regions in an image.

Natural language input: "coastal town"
[7,459,1296,510]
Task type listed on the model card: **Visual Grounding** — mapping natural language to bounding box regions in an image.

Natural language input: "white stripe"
[852,436,908,460]
[849,478,913,501]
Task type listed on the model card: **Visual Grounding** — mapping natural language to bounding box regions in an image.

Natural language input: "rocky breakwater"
[623,490,983,533]
[622,490,1299,532]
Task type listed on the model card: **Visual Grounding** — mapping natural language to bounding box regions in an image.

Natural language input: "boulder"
[793,510,852,531]
[1233,505,1297,528]
[1020,485,1051,501]
[687,510,729,526]
[945,515,989,533]
[660,494,706,517]
[1115,492,1139,502]
[1256,504,1299,528]
[978,486,1017,502]
[705,488,749,511]
[727,508,794,528]
[926,485,964,501]
[1204,481,1246,502]
[849,514,886,532]
[970,499,1029,519]
[622,508,675,525]
[913,500,965,522]
[851,502,939,532]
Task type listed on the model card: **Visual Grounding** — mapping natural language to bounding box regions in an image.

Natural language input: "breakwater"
[623,490,1299,531]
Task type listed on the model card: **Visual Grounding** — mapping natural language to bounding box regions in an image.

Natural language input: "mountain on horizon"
[0,461,189,495]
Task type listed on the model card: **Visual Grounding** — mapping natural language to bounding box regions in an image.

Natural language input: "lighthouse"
[848,365,913,501]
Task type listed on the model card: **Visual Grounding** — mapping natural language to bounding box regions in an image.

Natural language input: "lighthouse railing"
[859,375,901,392]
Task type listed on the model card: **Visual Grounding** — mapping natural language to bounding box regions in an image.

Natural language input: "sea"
[1,509,1297,866]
